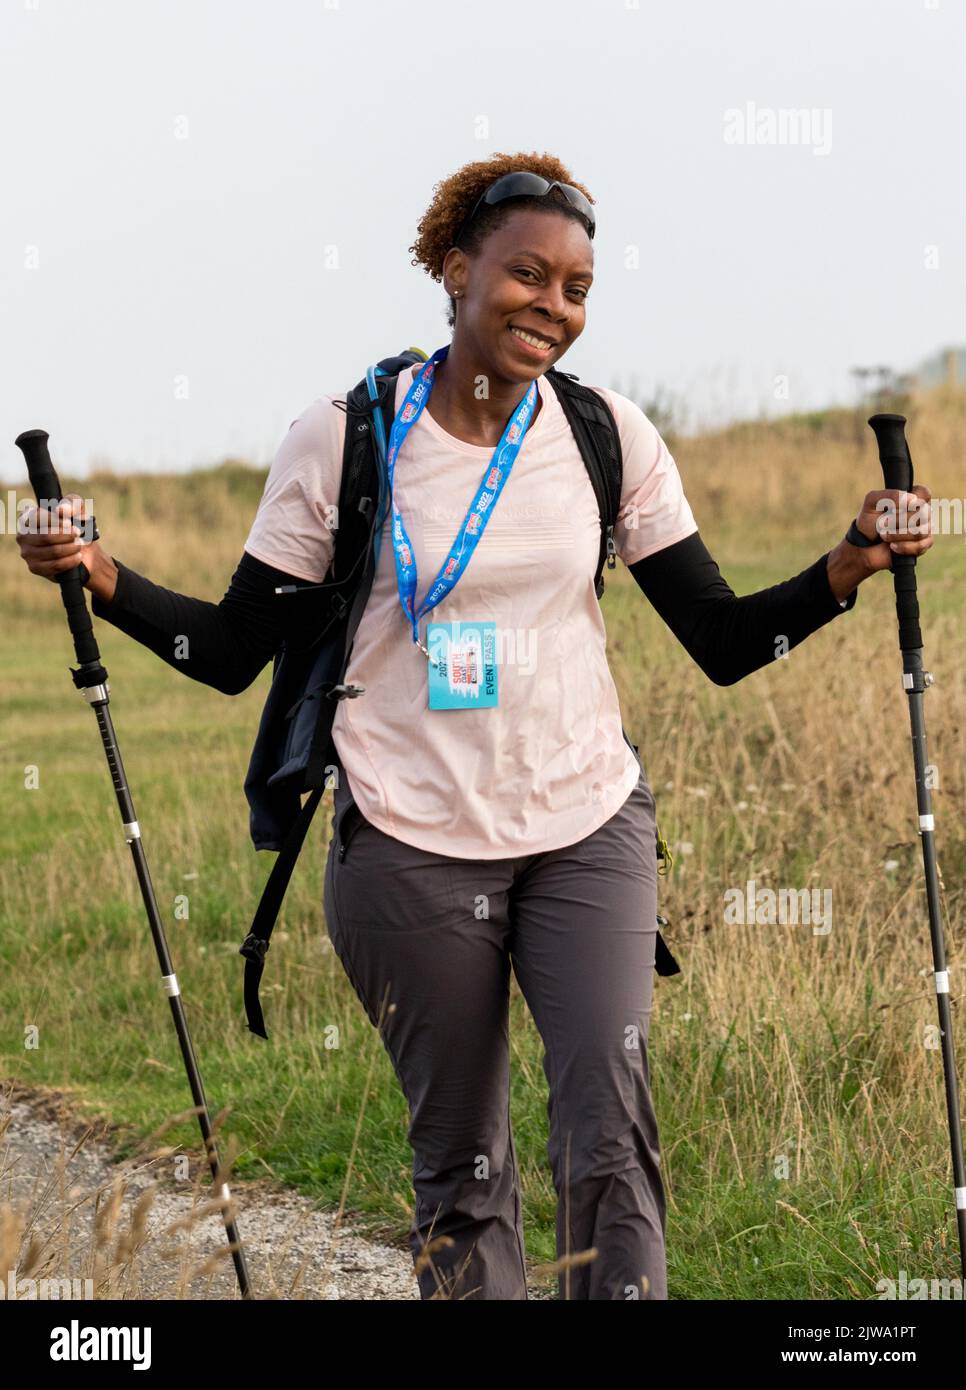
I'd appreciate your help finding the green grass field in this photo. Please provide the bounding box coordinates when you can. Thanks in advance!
[2,389,964,1298]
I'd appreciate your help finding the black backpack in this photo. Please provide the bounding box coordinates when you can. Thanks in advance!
[239,348,680,1038]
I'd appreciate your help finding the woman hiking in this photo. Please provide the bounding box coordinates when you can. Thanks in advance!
[18,151,933,1301]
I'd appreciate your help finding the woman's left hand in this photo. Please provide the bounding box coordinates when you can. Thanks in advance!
[849,484,934,570]
[826,484,933,602]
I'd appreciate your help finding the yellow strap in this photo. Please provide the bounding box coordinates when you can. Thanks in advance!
[656,826,674,877]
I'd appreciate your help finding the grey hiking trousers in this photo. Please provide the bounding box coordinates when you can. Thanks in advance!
[322,762,666,1301]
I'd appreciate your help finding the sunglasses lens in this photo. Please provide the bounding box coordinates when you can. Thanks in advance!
[464,171,595,240]
[558,183,595,236]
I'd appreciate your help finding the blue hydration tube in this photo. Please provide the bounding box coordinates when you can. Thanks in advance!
[365,364,390,572]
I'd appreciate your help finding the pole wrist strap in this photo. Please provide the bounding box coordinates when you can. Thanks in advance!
[845,519,879,548]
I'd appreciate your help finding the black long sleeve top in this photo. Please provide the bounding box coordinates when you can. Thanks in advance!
[89,531,856,695]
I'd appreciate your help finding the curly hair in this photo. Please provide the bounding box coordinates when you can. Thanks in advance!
[409,151,594,330]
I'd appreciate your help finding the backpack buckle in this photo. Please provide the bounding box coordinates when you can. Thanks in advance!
[329,683,366,700]
[239,933,269,963]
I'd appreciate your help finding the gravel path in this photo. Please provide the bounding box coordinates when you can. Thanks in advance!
[0,1083,419,1300]
[1,1083,554,1300]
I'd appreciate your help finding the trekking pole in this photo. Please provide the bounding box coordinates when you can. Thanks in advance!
[14,428,254,1300]
[868,413,966,1280]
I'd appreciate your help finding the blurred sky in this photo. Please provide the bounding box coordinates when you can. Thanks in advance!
[1,0,963,476]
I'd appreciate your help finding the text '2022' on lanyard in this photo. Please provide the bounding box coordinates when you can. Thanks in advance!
[385,344,538,709]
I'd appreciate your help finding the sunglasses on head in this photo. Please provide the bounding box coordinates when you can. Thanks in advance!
[454,171,596,244]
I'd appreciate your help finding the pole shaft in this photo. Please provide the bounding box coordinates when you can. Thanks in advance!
[900,663,966,1272]
[90,693,252,1297]
[866,414,966,1276]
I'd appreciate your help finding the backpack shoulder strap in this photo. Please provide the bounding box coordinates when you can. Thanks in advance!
[334,350,424,587]
[240,348,426,1039]
[325,349,427,720]
[545,368,623,599]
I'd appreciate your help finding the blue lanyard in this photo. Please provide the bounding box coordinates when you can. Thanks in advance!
[386,343,538,650]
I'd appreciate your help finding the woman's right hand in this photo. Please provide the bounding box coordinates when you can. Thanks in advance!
[16,494,117,603]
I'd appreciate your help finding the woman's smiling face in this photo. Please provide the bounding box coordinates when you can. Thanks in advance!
[444,206,594,382]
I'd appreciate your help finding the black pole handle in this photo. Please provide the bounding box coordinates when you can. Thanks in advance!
[867,414,923,653]
[867,412,913,493]
[15,428,104,677]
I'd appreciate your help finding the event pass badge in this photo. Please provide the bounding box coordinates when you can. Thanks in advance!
[426,621,498,710]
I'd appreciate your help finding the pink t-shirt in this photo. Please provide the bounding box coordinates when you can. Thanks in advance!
[245,363,698,859]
